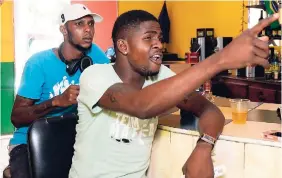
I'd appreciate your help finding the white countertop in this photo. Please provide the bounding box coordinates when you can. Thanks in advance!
[220,121,281,147]
[255,103,281,111]
[158,104,282,148]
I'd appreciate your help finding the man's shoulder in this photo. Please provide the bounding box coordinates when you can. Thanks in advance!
[30,48,53,58]
[82,64,113,77]
[159,64,171,71]
[80,64,117,87]
[26,49,54,64]
[158,64,175,77]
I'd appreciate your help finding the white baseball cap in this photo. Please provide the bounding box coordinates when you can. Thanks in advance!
[59,3,103,25]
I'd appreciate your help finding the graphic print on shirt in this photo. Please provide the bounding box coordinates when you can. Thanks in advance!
[109,112,158,145]
[49,76,76,98]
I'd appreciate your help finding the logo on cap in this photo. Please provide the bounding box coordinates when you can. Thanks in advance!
[61,14,65,23]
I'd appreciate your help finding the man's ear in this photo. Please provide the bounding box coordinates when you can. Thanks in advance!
[59,25,67,36]
[116,39,128,56]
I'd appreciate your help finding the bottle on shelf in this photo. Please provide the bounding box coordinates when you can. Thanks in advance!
[272,29,278,38]
[265,47,274,80]
[265,27,272,39]
[272,51,280,80]
[201,80,215,103]
[258,10,265,37]
[279,63,281,80]
[246,65,255,78]
[278,51,281,80]
[277,27,282,39]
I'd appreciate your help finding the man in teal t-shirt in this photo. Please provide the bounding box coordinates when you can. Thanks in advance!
[7,4,109,178]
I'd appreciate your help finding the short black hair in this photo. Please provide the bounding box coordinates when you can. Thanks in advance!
[111,10,158,50]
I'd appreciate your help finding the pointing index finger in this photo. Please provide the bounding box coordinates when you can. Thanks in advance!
[250,13,279,36]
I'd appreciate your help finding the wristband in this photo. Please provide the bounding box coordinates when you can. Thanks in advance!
[197,133,217,148]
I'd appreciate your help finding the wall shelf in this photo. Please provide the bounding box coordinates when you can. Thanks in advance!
[246,5,265,11]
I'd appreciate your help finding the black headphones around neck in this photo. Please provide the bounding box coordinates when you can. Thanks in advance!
[58,43,93,76]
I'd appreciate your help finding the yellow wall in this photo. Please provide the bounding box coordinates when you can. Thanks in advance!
[0,4,2,59]
[118,1,248,58]
[118,1,164,18]
[1,1,14,62]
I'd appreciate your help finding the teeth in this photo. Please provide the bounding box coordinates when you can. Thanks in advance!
[153,55,160,58]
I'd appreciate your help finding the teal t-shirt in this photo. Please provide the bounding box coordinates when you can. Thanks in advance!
[9,43,110,145]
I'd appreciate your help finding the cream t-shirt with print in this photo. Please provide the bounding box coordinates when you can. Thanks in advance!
[69,64,175,178]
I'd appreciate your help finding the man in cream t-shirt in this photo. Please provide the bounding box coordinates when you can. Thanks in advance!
[69,64,174,178]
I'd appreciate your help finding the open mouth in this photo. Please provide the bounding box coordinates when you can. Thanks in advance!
[83,38,92,43]
[150,54,163,65]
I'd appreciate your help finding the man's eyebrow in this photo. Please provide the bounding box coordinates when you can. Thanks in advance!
[74,18,94,23]
[144,31,162,35]
[87,19,95,23]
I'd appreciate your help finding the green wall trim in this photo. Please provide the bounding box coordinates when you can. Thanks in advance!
[1,62,15,134]
[1,89,14,134]
[1,62,14,89]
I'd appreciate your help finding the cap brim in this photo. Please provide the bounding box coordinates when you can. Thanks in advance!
[91,13,103,23]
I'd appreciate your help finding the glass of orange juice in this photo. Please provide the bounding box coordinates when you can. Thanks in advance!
[229,99,249,124]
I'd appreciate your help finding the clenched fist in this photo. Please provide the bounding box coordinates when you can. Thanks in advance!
[52,85,80,107]
[218,13,279,70]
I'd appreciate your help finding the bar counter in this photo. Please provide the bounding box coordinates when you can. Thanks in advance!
[147,97,281,178]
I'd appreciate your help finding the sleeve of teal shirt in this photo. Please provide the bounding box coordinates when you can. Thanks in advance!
[17,55,44,100]
[88,43,110,64]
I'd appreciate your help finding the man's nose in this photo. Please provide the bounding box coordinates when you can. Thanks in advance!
[84,25,91,32]
[153,39,163,49]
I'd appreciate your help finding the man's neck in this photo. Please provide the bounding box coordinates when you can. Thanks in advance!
[61,42,84,61]
[113,59,145,89]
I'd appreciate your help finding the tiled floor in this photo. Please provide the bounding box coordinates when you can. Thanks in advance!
[0,135,12,175]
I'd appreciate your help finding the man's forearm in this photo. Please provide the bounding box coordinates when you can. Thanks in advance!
[198,105,225,139]
[177,93,225,140]
[11,99,56,127]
